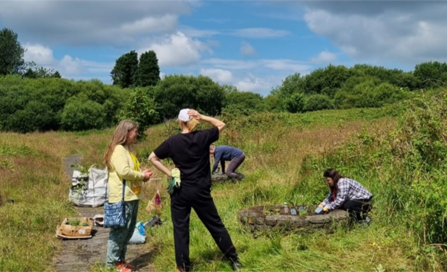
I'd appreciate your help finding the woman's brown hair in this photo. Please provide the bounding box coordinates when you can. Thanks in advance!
[104,120,138,169]
[323,168,344,200]
[323,168,343,184]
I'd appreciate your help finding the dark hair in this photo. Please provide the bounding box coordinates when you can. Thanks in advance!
[323,168,343,184]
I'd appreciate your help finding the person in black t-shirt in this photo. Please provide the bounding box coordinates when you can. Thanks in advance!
[148,108,241,272]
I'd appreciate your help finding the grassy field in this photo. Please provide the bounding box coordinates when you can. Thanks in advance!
[1,102,446,271]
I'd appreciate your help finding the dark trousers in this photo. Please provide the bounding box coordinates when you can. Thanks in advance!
[171,186,238,271]
[226,154,245,178]
[342,197,373,221]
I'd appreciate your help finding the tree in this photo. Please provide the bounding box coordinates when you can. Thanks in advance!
[111,50,138,88]
[134,50,160,87]
[22,62,61,78]
[304,94,333,112]
[153,75,225,120]
[270,73,303,111]
[222,86,266,116]
[414,61,447,89]
[118,87,159,139]
[285,92,305,113]
[0,28,25,75]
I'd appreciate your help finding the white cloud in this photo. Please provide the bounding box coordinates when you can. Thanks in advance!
[142,32,210,67]
[310,51,337,64]
[203,59,258,70]
[24,44,54,65]
[235,74,272,93]
[261,59,311,72]
[240,41,256,56]
[232,28,290,38]
[303,3,447,63]
[0,1,191,46]
[180,27,220,38]
[59,56,84,75]
[200,68,234,84]
[119,15,178,35]
[258,1,447,65]
[24,43,113,79]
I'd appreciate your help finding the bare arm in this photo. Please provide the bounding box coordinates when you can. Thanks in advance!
[188,109,225,132]
[148,152,172,177]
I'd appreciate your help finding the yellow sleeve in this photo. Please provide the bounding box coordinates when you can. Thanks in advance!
[111,145,145,181]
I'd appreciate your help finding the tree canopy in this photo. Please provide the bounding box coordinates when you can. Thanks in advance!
[111,50,161,88]
[133,50,160,87]
[0,28,25,75]
[111,50,139,88]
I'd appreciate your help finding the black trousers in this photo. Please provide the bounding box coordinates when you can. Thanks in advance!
[226,153,246,178]
[170,185,238,271]
[342,197,373,221]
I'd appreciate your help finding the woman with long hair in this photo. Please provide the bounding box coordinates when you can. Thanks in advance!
[319,168,373,222]
[104,120,153,272]
[149,109,241,272]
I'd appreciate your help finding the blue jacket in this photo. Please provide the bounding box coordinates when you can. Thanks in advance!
[212,145,243,173]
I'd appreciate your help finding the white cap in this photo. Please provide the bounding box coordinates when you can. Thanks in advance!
[177,108,190,122]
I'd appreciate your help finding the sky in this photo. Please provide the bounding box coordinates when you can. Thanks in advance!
[1,0,447,96]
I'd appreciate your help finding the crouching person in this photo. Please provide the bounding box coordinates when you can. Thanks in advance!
[210,145,245,180]
[318,168,373,222]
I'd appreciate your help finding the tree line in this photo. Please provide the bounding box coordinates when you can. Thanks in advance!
[1,27,447,133]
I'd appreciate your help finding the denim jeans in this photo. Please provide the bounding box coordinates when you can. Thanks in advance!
[106,200,139,266]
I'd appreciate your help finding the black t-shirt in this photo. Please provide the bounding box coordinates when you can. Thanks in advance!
[153,127,219,188]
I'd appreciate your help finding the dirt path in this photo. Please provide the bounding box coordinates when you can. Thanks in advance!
[52,155,157,272]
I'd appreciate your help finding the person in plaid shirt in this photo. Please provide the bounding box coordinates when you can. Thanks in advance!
[318,168,373,222]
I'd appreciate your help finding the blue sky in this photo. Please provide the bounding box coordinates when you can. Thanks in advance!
[1,1,446,96]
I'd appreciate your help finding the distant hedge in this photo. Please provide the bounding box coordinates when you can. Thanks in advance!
[0,76,127,133]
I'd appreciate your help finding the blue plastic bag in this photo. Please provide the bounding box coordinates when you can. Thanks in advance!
[128,221,146,244]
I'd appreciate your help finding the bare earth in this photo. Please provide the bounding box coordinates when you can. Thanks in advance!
[52,155,157,272]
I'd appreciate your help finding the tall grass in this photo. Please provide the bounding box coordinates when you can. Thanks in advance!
[1,101,445,271]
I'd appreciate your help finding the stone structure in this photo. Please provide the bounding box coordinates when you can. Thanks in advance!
[238,204,349,232]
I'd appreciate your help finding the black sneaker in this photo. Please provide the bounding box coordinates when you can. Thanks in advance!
[236,173,244,180]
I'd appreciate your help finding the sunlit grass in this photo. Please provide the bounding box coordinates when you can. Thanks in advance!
[0,107,436,271]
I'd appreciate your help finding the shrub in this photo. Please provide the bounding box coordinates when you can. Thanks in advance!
[303,94,333,112]
[61,98,106,131]
[5,101,56,133]
[117,87,158,138]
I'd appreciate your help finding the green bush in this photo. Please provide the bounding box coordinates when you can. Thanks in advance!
[303,94,333,112]
[222,88,266,116]
[153,75,225,120]
[61,98,106,131]
[118,87,159,138]
[0,76,127,132]
[5,101,56,133]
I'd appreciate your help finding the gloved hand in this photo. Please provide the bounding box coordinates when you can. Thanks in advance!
[168,168,181,195]
[171,168,181,187]
[167,177,175,195]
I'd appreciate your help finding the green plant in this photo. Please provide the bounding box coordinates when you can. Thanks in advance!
[118,87,158,139]
[61,97,106,131]
[66,219,81,226]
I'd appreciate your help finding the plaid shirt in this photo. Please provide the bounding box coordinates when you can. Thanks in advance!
[322,178,372,210]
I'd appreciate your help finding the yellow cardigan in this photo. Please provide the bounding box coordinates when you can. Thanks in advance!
[108,144,145,203]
